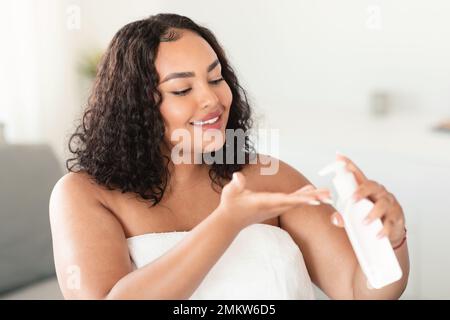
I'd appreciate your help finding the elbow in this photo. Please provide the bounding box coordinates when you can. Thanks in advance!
[61,286,113,300]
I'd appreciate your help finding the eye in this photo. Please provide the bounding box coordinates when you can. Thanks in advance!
[210,77,224,85]
[170,78,224,96]
[171,88,191,96]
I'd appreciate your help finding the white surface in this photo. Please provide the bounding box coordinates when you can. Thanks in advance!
[260,108,450,167]
[127,223,316,300]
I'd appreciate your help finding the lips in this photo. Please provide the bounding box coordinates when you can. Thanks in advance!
[189,112,223,130]
[191,110,223,123]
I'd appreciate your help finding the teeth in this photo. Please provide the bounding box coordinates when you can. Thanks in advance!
[191,116,219,126]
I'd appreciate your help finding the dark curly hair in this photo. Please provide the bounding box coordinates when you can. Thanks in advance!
[67,13,255,206]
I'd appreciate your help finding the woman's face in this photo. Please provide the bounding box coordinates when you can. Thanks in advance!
[155,29,232,157]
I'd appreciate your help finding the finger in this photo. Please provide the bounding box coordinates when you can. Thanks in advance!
[275,195,326,212]
[265,192,334,216]
[233,172,246,188]
[382,192,396,206]
[287,193,324,206]
[312,190,334,204]
[293,186,331,198]
[335,152,368,184]
[223,172,246,195]
[377,218,394,239]
[257,192,304,206]
[292,184,317,195]
[330,211,345,228]
[264,192,324,208]
[258,185,333,209]
[352,180,385,202]
[363,197,390,225]
[292,189,333,205]
[367,189,393,204]
[304,187,334,204]
[298,184,315,192]
[389,218,407,244]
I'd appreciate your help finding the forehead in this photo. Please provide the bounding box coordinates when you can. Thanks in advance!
[155,30,218,78]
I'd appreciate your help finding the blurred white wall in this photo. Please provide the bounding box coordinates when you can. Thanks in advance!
[0,0,80,165]
[0,0,449,299]
[2,0,450,160]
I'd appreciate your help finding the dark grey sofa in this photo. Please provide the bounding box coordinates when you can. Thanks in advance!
[0,144,64,299]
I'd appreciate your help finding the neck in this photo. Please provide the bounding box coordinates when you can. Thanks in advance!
[161,142,209,193]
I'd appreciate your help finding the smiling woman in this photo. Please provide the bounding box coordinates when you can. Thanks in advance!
[155,30,232,155]
[50,13,409,300]
[66,14,254,204]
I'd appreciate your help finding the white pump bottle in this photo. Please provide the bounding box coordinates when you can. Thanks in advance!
[318,160,402,289]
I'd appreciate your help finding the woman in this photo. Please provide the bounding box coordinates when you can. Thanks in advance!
[49,13,409,299]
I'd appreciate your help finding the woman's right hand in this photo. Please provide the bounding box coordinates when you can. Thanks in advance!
[217,172,332,231]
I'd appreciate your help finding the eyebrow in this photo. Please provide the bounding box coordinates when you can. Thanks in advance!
[160,59,220,83]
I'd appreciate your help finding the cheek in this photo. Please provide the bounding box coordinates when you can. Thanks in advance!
[219,83,233,109]
[160,100,192,129]
[159,99,194,144]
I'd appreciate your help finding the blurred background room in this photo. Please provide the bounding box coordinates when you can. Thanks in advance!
[0,0,449,299]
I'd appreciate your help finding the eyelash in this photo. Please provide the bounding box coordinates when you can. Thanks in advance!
[171,78,224,96]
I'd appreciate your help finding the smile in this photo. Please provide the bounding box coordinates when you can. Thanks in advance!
[190,116,220,126]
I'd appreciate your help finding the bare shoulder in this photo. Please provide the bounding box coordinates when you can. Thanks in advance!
[50,171,106,206]
[241,153,312,193]
[49,171,132,299]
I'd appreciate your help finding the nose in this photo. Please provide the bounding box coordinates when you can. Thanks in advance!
[197,82,220,110]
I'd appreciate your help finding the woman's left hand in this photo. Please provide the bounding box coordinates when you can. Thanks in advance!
[329,153,406,247]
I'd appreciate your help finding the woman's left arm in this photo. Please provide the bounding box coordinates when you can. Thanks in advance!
[333,154,410,299]
[275,155,410,300]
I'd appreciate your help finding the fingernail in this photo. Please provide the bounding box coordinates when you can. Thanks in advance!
[321,198,334,205]
[307,200,321,205]
[377,232,385,239]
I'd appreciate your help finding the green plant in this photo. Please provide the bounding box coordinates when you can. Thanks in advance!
[78,49,103,79]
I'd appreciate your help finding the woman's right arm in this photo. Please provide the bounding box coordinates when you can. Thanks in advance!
[50,172,329,299]
[107,209,238,300]
[50,173,242,299]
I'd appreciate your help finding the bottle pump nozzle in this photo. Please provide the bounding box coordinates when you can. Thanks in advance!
[318,159,358,203]
[318,160,346,177]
